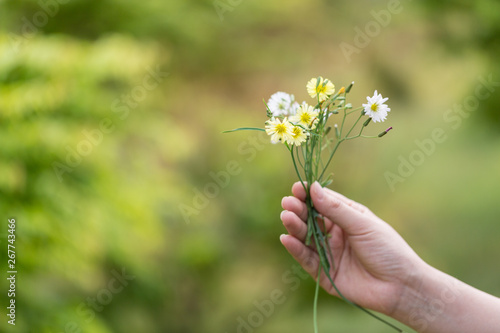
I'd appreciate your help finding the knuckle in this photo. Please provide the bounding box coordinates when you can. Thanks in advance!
[328,197,342,210]
[302,255,316,273]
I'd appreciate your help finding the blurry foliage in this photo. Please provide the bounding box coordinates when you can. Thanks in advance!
[0,0,499,332]
[0,33,179,332]
[420,0,500,125]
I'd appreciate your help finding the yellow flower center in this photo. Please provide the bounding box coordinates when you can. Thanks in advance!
[275,123,287,134]
[371,103,378,111]
[316,85,326,94]
[292,127,302,138]
[300,112,311,124]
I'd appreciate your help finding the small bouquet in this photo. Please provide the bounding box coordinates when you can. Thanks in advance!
[225,77,401,332]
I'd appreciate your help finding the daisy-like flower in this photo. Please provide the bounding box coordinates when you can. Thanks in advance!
[267,92,298,117]
[265,117,294,143]
[362,90,391,123]
[306,77,335,102]
[289,103,319,129]
[287,125,308,146]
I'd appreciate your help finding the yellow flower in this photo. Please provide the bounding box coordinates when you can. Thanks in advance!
[287,125,308,146]
[289,103,319,129]
[306,77,335,102]
[265,117,294,143]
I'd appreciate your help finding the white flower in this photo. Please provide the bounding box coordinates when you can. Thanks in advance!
[287,125,308,146]
[265,117,294,143]
[362,90,390,122]
[306,77,335,102]
[267,92,298,117]
[289,103,319,129]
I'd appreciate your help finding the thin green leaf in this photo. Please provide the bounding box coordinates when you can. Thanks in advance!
[321,178,333,187]
[222,127,265,133]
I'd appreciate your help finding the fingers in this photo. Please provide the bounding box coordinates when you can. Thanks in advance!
[280,211,307,242]
[323,190,369,215]
[280,234,339,296]
[291,182,307,201]
[281,196,308,221]
[279,234,318,276]
[310,182,373,236]
[281,195,308,242]
[281,195,334,239]
[291,181,370,216]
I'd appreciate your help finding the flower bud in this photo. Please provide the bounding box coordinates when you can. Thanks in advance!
[363,118,371,127]
[335,124,340,139]
[378,126,393,137]
[345,81,354,93]
[338,86,345,94]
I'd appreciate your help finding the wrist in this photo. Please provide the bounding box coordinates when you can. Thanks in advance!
[388,260,434,327]
[391,262,463,332]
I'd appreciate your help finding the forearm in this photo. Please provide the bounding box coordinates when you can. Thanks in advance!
[393,263,500,332]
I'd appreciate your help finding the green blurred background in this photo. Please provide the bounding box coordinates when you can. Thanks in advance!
[1,0,500,332]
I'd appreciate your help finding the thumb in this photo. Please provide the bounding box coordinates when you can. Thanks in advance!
[310,182,373,236]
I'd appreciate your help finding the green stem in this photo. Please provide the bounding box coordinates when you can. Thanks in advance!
[318,140,342,182]
[344,113,364,138]
[313,264,321,333]
[315,131,322,179]
[289,145,306,190]
[346,106,364,115]
[345,134,378,140]
[295,145,305,170]
[339,107,348,137]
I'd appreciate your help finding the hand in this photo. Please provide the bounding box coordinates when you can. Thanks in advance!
[281,181,500,332]
[280,181,425,316]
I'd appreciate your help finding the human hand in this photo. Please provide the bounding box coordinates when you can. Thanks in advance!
[280,181,425,316]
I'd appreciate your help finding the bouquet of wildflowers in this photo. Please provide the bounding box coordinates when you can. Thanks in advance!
[225,77,401,332]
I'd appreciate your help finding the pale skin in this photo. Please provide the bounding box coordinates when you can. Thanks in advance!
[280,181,500,333]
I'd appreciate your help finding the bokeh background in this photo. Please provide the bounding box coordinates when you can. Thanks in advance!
[1,0,500,332]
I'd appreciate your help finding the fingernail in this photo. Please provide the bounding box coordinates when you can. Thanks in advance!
[312,181,324,201]
[281,196,289,209]
[279,234,287,242]
[280,210,287,220]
